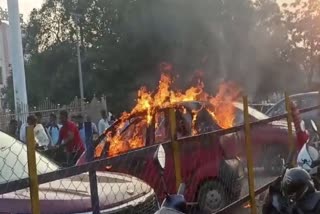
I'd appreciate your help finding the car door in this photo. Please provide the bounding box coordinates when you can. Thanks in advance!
[175,106,223,201]
[140,109,177,200]
[106,117,151,175]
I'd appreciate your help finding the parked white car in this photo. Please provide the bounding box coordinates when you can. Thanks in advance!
[0,131,158,214]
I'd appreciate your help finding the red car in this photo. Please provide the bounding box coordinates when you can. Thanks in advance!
[78,101,244,213]
[77,100,306,212]
[225,101,307,174]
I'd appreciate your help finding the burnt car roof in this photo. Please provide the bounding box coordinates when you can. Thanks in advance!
[105,100,267,132]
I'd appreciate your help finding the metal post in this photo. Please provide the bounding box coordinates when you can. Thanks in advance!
[285,93,295,165]
[168,108,182,190]
[71,12,84,112]
[76,31,84,112]
[26,126,40,214]
[85,122,100,214]
[243,96,257,214]
[7,0,28,121]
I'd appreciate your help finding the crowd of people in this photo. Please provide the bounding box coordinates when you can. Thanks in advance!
[7,109,115,165]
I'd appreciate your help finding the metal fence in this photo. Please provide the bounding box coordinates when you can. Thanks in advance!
[0,93,318,214]
[0,95,107,131]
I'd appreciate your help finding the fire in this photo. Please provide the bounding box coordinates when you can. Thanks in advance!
[99,66,241,157]
[206,82,242,129]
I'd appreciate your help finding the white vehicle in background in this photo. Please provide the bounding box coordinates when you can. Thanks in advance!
[0,131,158,214]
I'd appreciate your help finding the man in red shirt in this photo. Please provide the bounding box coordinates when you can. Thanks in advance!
[57,110,84,166]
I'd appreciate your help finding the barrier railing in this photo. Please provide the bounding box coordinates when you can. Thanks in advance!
[0,96,320,213]
[243,96,257,214]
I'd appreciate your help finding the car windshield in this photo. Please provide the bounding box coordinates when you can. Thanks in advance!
[0,131,59,184]
[233,102,269,125]
[95,115,147,157]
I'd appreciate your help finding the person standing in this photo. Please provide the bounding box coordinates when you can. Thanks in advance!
[98,109,110,135]
[34,112,50,147]
[47,113,61,146]
[35,112,47,127]
[77,114,86,148]
[19,117,30,143]
[78,114,99,148]
[108,112,116,126]
[57,110,84,166]
[86,115,98,134]
[8,119,18,138]
[24,115,38,146]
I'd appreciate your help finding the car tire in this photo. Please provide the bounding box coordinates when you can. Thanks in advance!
[263,145,286,176]
[197,180,229,213]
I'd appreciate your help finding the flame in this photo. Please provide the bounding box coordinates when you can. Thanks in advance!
[206,82,242,129]
[98,67,241,157]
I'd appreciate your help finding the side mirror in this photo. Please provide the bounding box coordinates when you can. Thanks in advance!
[153,144,166,171]
[311,120,318,133]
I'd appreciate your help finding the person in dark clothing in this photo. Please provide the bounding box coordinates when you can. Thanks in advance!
[27,115,37,127]
[8,119,18,138]
[35,112,45,126]
[47,113,61,146]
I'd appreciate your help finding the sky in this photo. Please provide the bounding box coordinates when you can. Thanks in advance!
[0,0,44,19]
[0,0,293,19]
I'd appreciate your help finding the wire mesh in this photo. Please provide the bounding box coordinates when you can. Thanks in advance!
[0,130,159,214]
[0,100,319,214]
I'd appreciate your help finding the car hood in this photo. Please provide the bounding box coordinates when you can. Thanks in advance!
[0,171,153,214]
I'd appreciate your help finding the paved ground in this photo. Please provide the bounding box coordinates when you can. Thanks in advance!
[187,171,276,214]
[233,170,277,214]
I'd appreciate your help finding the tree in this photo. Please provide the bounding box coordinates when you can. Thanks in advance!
[282,0,320,88]
[15,0,304,113]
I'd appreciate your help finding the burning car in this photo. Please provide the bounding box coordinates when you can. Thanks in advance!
[79,101,244,213]
[77,74,247,212]
[77,73,306,212]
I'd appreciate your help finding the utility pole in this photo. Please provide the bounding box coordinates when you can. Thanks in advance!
[7,0,28,121]
[71,12,84,112]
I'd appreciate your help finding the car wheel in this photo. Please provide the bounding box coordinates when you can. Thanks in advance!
[263,146,286,176]
[197,180,229,213]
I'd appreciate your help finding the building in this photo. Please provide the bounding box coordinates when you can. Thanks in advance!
[0,21,11,110]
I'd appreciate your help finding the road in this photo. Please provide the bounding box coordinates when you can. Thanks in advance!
[187,171,276,214]
[234,170,277,214]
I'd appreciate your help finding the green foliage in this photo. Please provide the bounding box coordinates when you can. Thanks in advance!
[282,0,320,86]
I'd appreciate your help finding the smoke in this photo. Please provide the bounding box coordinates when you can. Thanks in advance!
[123,0,303,100]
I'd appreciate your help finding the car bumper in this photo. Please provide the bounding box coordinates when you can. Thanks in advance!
[75,190,159,214]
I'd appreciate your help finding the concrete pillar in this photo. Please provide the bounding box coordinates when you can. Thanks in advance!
[7,0,28,121]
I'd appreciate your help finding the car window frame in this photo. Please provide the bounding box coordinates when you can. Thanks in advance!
[153,109,170,144]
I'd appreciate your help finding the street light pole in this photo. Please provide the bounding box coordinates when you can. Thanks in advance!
[76,27,84,112]
[71,13,84,112]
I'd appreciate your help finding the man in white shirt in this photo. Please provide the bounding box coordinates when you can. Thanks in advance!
[20,114,37,143]
[20,115,50,147]
[98,110,110,135]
